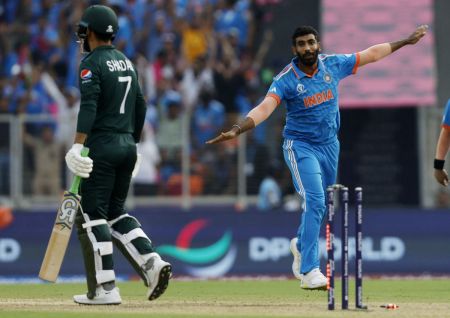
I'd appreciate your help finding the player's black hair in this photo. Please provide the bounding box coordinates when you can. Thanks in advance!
[291,26,320,45]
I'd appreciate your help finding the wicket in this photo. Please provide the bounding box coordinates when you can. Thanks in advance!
[326,185,366,310]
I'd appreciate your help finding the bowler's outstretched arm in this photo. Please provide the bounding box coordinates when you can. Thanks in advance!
[206,95,278,144]
[358,24,428,67]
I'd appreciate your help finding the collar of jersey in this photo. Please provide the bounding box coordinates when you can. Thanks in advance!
[93,45,115,51]
[290,56,323,79]
[82,45,115,60]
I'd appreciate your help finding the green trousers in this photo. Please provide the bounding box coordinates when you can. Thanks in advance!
[75,133,154,296]
[81,133,136,219]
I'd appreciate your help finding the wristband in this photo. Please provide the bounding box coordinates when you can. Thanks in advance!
[232,124,242,135]
[434,159,445,170]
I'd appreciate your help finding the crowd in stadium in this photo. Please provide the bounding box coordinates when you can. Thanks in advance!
[0,0,292,204]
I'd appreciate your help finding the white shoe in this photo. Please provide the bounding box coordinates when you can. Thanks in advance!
[73,286,121,305]
[300,268,327,290]
[290,238,302,280]
[144,253,172,301]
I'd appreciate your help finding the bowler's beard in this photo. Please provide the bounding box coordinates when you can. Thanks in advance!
[298,50,319,66]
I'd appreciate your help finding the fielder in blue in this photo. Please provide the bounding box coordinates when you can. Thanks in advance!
[434,99,450,186]
[208,25,427,289]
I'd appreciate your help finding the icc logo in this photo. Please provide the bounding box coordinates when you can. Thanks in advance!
[296,83,306,95]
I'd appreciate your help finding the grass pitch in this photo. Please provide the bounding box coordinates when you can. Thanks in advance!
[0,278,449,317]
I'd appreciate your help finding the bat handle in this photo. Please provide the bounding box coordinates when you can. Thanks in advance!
[69,147,90,195]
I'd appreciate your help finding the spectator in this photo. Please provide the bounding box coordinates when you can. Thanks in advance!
[214,0,250,50]
[156,90,183,190]
[191,88,225,148]
[146,10,170,62]
[23,124,63,196]
[111,4,135,59]
[56,87,80,147]
[213,47,245,125]
[133,124,161,196]
[257,163,282,211]
[157,91,184,151]
[180,55,214,110]
[181,10,209,64]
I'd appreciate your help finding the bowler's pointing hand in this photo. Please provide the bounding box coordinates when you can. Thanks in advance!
[407,24,428,45]
[434,168,449,187]
[206,130,239,144]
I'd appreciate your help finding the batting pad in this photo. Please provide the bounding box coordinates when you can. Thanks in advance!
[79,212,116,285]
[109,214,154,284]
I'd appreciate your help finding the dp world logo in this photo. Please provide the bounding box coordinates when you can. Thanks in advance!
[157,219,237,278]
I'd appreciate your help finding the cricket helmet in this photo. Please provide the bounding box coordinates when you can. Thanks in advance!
[77,5,118,40]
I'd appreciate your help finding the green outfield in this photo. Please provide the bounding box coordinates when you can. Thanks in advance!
[0,278,449,318]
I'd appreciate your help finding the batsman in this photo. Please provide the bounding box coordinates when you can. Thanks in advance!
[65,5,171,305]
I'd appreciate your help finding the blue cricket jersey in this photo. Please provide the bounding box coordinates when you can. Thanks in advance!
[442,99,450,129]
[267,54,360,144]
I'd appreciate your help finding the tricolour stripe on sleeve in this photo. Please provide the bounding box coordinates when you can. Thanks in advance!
[266,93,281,106]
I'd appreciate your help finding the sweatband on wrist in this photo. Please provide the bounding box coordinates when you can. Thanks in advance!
[434,159,445,170]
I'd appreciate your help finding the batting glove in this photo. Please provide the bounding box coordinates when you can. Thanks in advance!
[65,143,93,178]
[132,152,142,178]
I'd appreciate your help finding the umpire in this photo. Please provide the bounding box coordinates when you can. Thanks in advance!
[65,5,171,305]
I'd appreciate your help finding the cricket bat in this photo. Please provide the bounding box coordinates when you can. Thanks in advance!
[39,148,89,282]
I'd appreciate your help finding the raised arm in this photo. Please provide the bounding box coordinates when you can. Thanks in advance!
[206,96,278,144]
[358,25,428,67]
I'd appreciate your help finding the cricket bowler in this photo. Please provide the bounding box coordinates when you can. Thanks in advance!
[207,24,427,290]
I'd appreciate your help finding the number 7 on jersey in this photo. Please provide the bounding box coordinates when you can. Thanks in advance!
[118,76,131,114]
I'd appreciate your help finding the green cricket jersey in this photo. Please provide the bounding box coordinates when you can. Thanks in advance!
[77,45,146,143]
